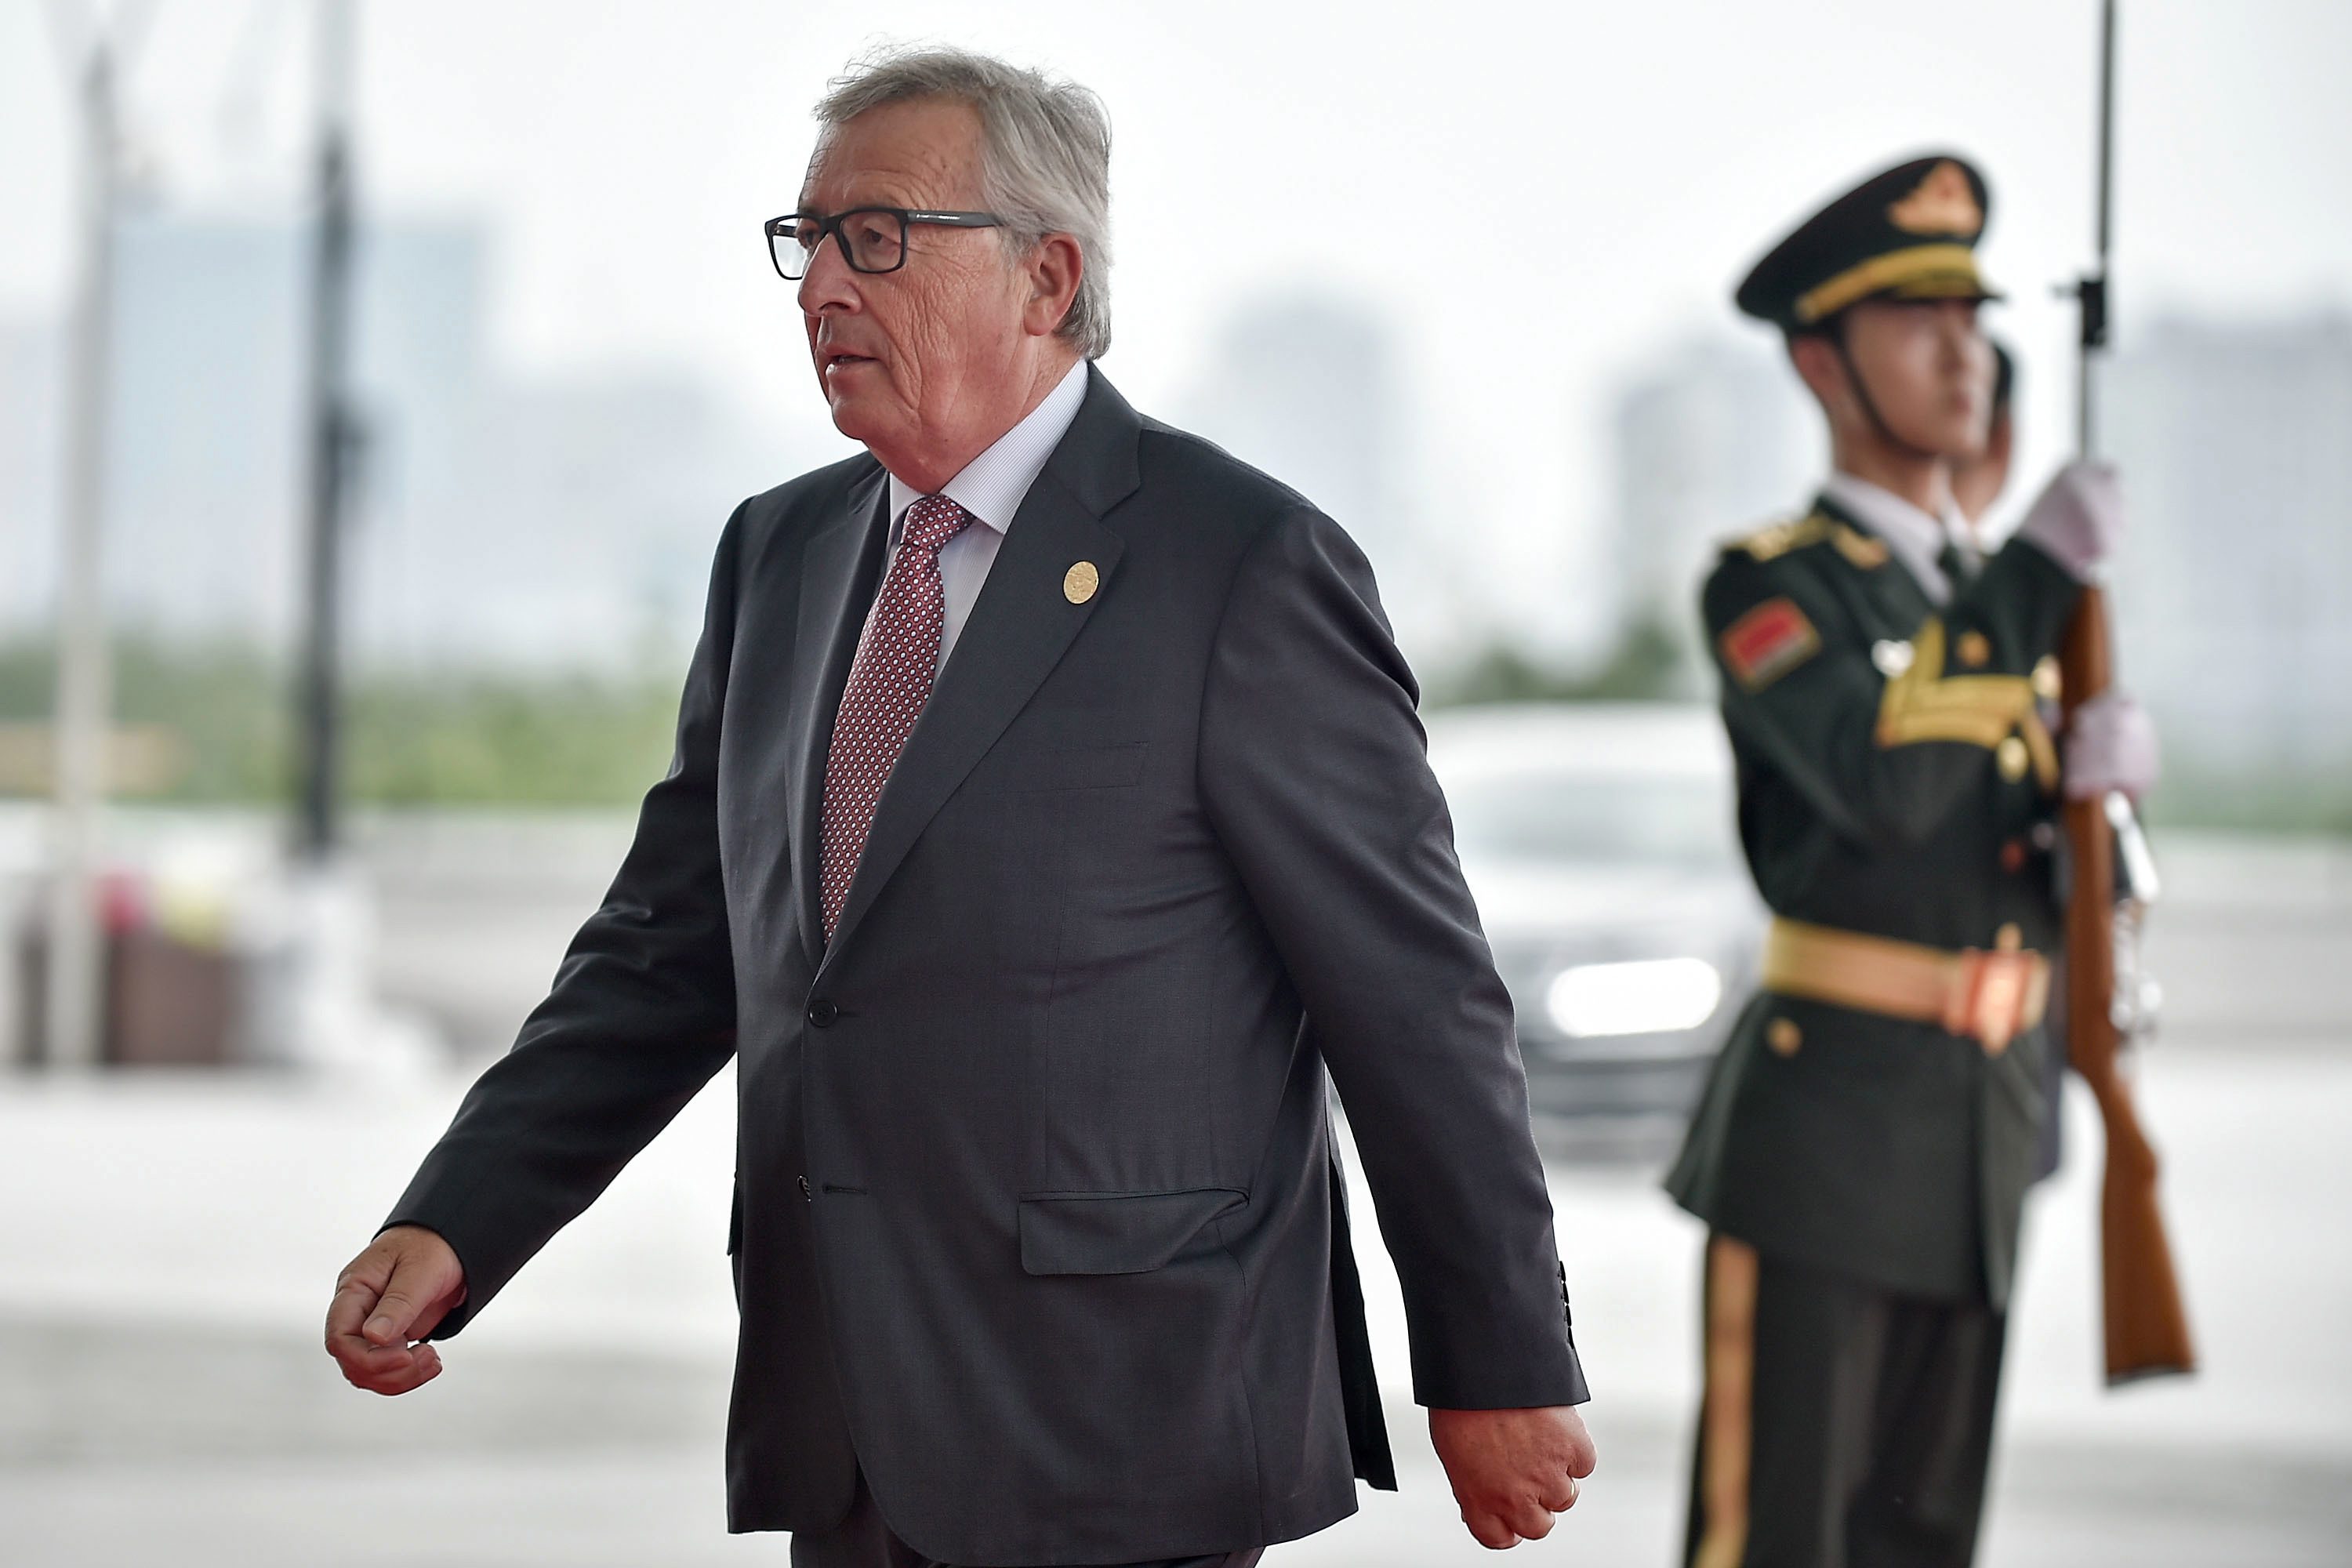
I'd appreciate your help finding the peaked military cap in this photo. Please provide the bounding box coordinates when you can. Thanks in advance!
[1736,154,2002,332]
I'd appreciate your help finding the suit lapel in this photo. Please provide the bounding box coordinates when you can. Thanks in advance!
[786,465,891,968]
[816,367,1143,974]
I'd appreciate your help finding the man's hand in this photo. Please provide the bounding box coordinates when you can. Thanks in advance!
[325,1224,466,1396]
[2016,459,2125,582]
[1429,1404,1599,1548]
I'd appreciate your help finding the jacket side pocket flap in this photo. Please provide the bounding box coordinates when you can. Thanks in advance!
[1018,1187,1245,1276]
[967,741,1148,795]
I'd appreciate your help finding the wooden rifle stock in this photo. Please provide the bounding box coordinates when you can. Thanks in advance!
[2058,586,2194,1384]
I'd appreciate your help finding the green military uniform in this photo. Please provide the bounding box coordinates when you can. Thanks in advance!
[1665,155,2085,1568]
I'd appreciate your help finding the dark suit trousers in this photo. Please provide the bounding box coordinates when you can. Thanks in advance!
[790,1468,1267,1568]
[1682,1239,2009,1568]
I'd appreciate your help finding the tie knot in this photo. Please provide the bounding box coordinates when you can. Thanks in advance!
[904,494,975,556]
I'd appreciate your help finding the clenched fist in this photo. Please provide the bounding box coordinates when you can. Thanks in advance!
[2016,459,2125,581]
[325,1224,467,1396]
[1429,1404,1599,1548]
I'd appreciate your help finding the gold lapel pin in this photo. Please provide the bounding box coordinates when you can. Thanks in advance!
[1063,561,1100,604]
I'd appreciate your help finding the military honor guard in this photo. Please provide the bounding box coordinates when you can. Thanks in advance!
[1664,155,2161,1567]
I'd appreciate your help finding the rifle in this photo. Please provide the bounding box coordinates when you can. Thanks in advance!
[2059,0,2194,1386]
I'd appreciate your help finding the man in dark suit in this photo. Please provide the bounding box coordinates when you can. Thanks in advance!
[325,45,1594,1566]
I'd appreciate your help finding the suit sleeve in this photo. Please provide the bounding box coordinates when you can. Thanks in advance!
[382,503,748,1338]
[1707,535,2082,849]
[1197,506,1588,1410]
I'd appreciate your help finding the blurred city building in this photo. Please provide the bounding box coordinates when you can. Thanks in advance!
[1172,289,1469,657]
[0,205,787,676]
[0,324,62,630]
[2107,312,2352,796]
[1602,333,1820,693]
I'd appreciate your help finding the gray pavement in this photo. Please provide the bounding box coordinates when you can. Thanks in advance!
[1,823,2348,1563]
[3,1041,2347,1565]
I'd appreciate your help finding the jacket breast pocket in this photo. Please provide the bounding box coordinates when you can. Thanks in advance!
[965,740,1147,796]
[1017,1187,1246,1276]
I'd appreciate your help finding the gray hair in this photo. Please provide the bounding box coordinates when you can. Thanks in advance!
[815,45,1114,359]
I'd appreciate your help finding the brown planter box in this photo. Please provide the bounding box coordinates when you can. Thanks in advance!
[13,922,239,1068]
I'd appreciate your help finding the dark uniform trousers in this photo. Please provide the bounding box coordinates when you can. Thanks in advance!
[1663,497,2085,1568]
[791,1468,1265,1568]
[1682,1239,2007,1568]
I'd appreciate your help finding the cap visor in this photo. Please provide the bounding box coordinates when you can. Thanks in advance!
[1889,272,2003,303]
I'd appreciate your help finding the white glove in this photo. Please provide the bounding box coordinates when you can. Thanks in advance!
[2016,459,2124,581]
[2063,691,2160,800]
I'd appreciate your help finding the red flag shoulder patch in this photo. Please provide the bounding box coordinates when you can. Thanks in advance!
[1720,597,1820,690]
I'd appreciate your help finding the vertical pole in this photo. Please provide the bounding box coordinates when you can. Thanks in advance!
[294,0,355,863]
[2078,0,2117,459]
[43,38,119,1071]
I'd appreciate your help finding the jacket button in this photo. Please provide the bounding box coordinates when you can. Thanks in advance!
[798,1175,812,1202]
[806,998,839,1028]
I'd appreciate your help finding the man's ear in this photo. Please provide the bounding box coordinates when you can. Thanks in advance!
[1787,330,1846,412]
[1984,408,2015,470]
[1022,233,1084,339]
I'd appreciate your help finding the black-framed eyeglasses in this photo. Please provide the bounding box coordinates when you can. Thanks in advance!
[764,207,1005,280]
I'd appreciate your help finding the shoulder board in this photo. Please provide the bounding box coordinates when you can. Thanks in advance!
[1723,513,1893,571]
[1726,513,1831,562]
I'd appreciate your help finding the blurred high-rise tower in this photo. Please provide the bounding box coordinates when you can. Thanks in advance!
[1174,290,1453,652]
[1606,333,1819,690]
[2105,313,2352,783]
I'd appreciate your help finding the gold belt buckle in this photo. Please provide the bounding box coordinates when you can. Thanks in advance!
[1950,948,2032,1054]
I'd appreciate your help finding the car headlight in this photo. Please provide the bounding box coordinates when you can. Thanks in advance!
[1544,956,1723,1038]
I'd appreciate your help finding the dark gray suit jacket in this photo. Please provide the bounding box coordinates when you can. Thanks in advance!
[387,367,1588,1565]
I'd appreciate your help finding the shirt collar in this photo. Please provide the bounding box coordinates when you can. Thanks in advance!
[1821,469,1975,602]
[886,358,1091,543]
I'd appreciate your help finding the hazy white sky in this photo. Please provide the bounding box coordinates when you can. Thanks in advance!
[5,0,2348,639]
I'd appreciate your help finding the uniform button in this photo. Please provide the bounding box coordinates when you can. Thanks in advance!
[798,1175,813,1202]
[1997,735,2031,782]
[1767,1018,1803,1056]
[806,998,839,1028]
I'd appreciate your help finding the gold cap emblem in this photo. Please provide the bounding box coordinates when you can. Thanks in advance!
[1062,561,1100,604]
[1888,160,1983,238]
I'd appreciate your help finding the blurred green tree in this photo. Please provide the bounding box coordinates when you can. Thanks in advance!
[0,633,675,808]
[1425,609,1694,707]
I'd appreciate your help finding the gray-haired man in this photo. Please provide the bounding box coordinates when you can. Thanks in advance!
[325,46,1595,1566]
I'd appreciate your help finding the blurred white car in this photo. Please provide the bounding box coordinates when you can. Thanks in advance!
[1427,702,1763,1125]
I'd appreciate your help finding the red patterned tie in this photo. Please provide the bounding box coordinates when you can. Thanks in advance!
[818,494,975,940]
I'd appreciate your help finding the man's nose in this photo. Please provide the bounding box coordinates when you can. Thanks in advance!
[797,234,860,317]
